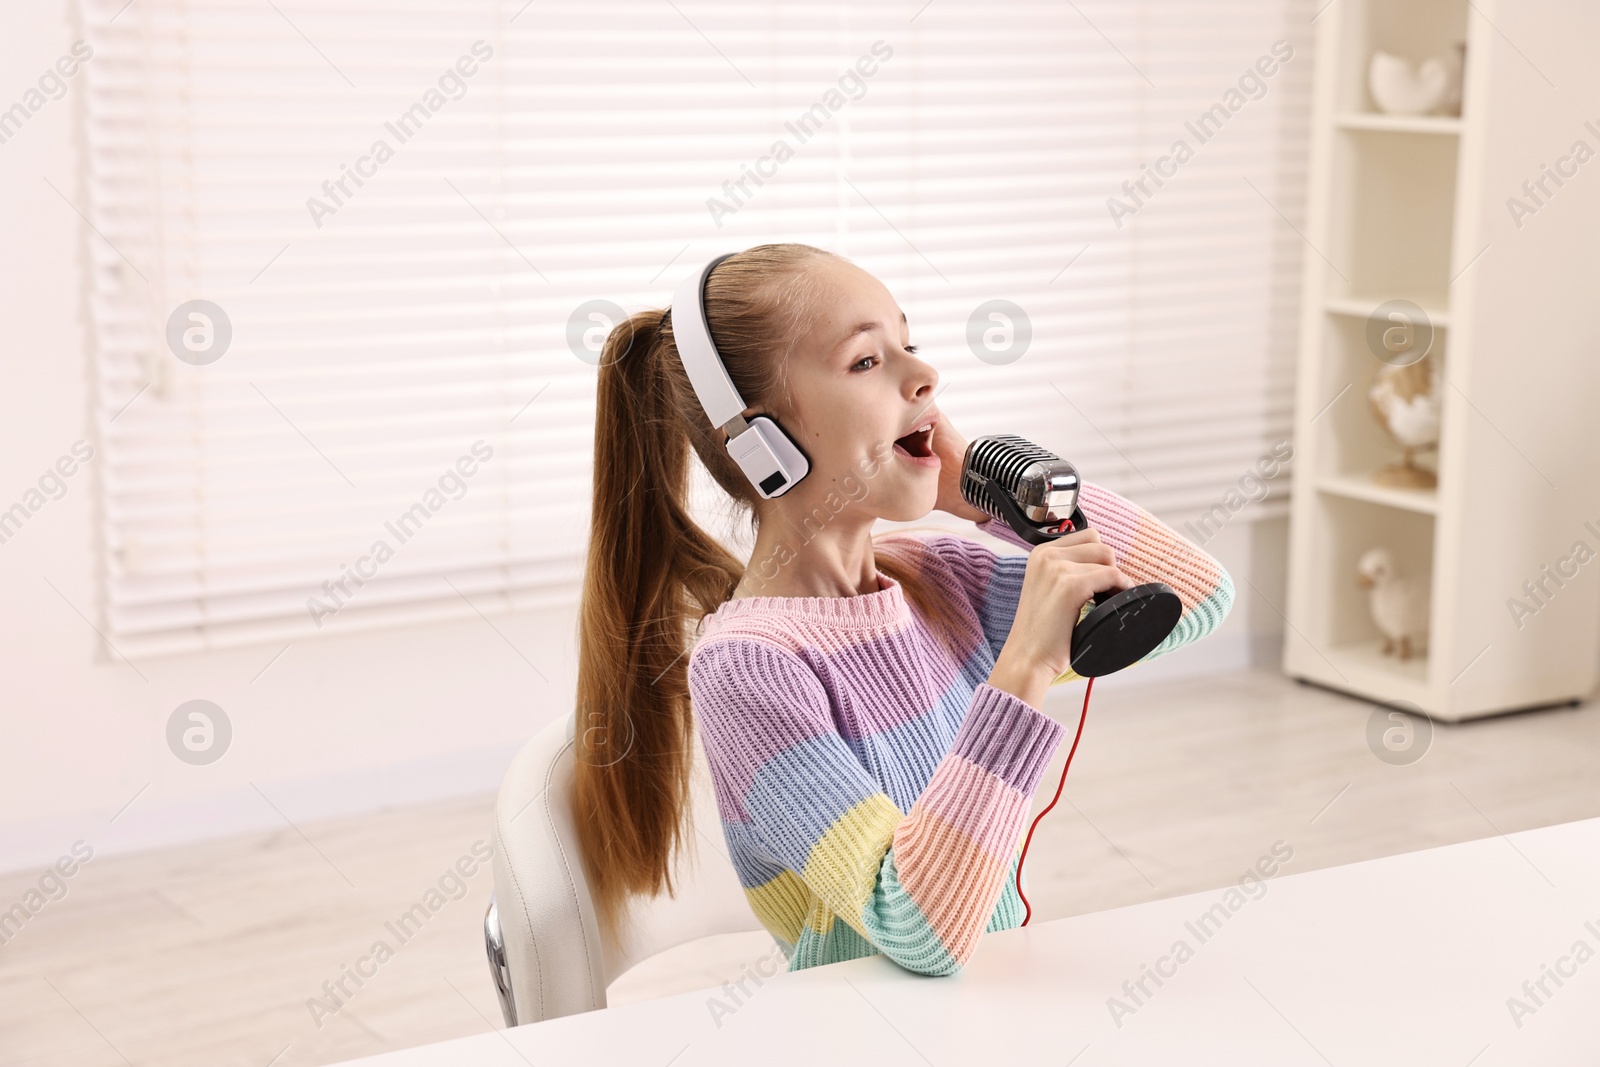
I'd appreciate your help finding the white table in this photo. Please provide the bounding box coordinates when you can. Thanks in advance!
[343,818,1600,1065]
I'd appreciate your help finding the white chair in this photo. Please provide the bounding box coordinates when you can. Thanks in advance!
[484,710,768,1027]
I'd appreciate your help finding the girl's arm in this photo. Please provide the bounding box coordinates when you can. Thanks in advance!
[689,636,1064,977]
[983,481,1234,679]
[932,480,1234,683]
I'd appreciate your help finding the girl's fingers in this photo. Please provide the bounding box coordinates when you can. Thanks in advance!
[1045,527,1101,547]
[1048,539,1115,568]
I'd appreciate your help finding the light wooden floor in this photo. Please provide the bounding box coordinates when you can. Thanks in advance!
[4,666,1598,1067]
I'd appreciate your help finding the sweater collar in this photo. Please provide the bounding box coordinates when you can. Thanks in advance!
[703,570,911,630]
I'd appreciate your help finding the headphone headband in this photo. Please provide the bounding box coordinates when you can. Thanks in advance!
[669,253,744,431]
[667,252,810,498]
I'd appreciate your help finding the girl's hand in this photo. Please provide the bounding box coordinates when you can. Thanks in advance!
[930,415,990,523]
[995,528,1134,683]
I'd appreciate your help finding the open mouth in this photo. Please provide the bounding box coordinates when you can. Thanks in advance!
[893,423,935,459]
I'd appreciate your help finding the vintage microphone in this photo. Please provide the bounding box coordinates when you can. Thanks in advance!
[960,434,1183,678]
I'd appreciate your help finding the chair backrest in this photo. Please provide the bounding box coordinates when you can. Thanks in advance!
[489,710,764,1026]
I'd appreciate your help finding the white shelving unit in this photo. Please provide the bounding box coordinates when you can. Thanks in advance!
[1283,0,1600,721]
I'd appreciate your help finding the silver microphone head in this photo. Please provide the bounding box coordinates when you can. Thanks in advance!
[961,434,1081,526]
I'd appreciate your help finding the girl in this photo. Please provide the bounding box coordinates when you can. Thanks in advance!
[574,243,1233,976]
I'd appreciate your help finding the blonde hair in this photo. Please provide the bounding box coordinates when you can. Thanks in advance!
[573,243,966,947]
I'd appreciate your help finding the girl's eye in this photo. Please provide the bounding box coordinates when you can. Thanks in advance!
[851,348,915,374]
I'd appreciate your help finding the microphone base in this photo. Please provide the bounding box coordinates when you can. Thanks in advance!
[1070,583,1183,678]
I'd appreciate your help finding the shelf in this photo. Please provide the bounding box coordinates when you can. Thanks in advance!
[1328,131,1458,304]
[1327,638,1430,689]
[1288,0,1600,722]
[1316,474,1438,514]
[1324,295,1450,329]
[1336,112,1462,135]
[1288,637,1432,709]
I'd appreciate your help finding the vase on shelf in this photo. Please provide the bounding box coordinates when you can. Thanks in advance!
[1368,46,1464,117]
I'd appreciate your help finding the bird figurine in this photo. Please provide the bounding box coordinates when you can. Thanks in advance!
[1356,547,1431,661]
[1368,349,1442,489]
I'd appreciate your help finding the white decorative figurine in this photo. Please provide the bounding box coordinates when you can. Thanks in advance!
[1368,349,1442,489]
[1368,49,1464,116]
[1356,547,1431,660]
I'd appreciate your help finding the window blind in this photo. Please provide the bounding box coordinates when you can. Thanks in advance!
[79,0,1311,657]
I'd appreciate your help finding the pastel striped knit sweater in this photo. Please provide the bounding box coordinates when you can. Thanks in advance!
[686,481,1233,976]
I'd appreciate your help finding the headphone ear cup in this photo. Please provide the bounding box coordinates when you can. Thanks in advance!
[726,415,810,498]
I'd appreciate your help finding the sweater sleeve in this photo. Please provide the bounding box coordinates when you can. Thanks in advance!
[688,637,1065,976]
[943,480,1234,682]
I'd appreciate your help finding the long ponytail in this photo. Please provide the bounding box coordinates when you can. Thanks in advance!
[573,306,746,949]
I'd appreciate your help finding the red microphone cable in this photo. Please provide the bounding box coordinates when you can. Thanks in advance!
[1014,668,1093,926]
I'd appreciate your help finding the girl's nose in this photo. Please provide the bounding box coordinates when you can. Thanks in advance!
[907,355,937,400]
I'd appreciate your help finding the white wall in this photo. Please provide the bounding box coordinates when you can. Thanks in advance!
[0,0,1288,874]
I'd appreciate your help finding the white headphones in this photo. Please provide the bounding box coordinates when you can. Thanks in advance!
[669,253,811,499]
